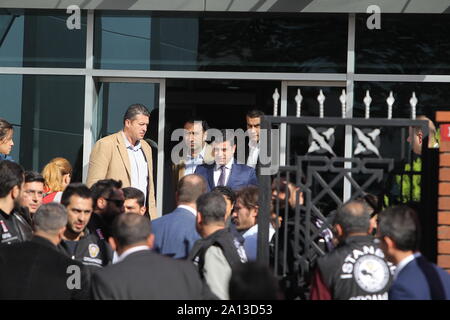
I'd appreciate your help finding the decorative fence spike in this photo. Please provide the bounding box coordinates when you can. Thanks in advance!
[295,89,303,117]
[273,88,280,116]
[386,91,395,120]
[363,90,372,119]
[340,89,346,118]
[410,92,417,120]
[317,89,325,118]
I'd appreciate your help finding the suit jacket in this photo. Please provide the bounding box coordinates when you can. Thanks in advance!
[86,131,157,219]
[152,206,201,259]
[0,236,90,300]
[91,249,215,300]
[194,160,258,192]
[389,255,450,300]
[172,143,215,183]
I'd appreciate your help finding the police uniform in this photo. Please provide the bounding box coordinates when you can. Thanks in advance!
[310,235,395,300]
[59,228,113,270]
[0,208,33,245]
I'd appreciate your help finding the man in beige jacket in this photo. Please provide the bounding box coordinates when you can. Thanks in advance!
[87,104,157,219]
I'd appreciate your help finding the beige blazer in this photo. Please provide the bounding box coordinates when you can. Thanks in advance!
[172,143,215,185]
[86,131,157,220]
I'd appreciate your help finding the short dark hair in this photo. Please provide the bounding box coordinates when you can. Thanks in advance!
[197,192,226,225]
[229,262,280,300]
[24,171,45,184]
[236,186,259,209]
[246,110,264,119]
[211,186,236,205]
[377,205,420,252]
[212,129,236,146]
[112,213,151,247]
[334,199,371,235]
[90,179,122,206]
[177,174,207,203]
[184,119,209,132]
[61,183,92,207]
[0,118,13,142]
[123,104,151,124]
[122,187,145,207]
[0,160,24,198]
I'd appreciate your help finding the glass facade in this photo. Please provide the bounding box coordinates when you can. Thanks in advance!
[0,75,85,180]
[356,14,450,74]
[0,9,86,68]
[94,12,348,72]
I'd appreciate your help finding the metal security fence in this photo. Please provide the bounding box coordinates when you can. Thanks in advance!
[256,101,437,298]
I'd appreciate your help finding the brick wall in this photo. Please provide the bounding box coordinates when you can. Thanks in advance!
[436,111,450,273]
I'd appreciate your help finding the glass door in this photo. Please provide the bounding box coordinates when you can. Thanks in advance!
[91,77,166,217]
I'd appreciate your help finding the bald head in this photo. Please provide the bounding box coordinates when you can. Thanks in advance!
[334,199,371,236]
[177,174,207,204]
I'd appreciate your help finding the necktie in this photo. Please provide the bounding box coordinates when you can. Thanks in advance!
[217,165,226,186]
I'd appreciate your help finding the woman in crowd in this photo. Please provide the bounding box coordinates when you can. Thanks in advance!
[0,118,14,162]
[41,157,72,204]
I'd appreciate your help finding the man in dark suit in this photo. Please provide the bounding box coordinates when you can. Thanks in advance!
[245,110,264,169]
[0,203,90,299]
[152,174,206,259]
[378,205,450,300]
[195,129,258,192]
[91,213,215,299]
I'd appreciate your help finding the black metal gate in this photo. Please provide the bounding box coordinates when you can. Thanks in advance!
[256,115,438,299]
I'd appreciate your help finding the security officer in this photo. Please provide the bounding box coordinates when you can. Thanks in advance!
[0,160,33,245]
[310,199,395,300]
[58,183,112,270]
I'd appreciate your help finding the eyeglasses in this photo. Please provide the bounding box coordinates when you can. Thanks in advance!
[105,198,124,207]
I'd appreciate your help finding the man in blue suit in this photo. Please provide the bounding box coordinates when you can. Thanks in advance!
[151,174,207,259]
[378,205,450,300]
[195,129,258,192]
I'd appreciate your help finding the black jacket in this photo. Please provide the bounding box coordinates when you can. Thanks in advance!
[91,249,215,299]
[0,208,33,245]
[0,236,91,299]
[59,228,113,271]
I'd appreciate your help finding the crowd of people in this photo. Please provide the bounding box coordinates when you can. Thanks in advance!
[0,103,449,300]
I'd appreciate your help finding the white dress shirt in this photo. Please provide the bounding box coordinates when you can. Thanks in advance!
[184,146,207,176]
[113,245,150,264]
[393,253,416,280]
[122,132,148,200]
[177,204,197,216]
[214,158,233,187]
[246,140,260,168]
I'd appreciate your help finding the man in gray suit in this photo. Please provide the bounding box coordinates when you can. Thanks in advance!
[91,213,214,299]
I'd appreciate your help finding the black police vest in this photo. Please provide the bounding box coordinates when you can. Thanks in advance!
[317,235,394,300]
[188,228,242,279]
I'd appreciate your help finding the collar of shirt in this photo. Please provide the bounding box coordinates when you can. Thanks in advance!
[122,131,142,152]
[248,139,259,149]
[393,253,416,280]
[177,204,197,216]
[215,157,234,171]
[115,245,150,264]
[186,148,205,164]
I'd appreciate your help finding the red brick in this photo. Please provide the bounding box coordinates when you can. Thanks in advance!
[439,183,450,195]
[437,255,450,269]
[440,168,450,181]
[441,140,450,152]
[440,154,450,167]
[438,241,450,254]
[438,226,450,239]
[436,112,450,122]
[439,197,450,210]
[439,211,450,225]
